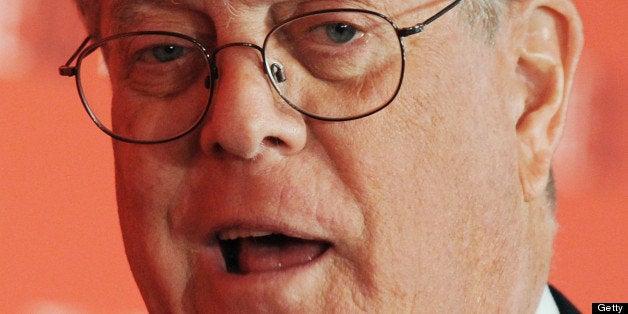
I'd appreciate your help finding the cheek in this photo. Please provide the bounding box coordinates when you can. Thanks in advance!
[113,142,194,308]
[309,32,523,307]
[113,139,198,242]
[110,83,209,142]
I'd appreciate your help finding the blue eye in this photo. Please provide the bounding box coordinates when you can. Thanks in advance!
[325,23,358,44]
[151,45,185,62]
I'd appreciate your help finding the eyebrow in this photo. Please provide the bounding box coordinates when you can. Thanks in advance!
[106,0,211,34]
[109,0,159,29]
[110,0,164,18]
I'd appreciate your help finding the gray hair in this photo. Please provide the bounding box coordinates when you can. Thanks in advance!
[463,0,509,43]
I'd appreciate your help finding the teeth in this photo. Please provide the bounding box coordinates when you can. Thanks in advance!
[217,229,274,241]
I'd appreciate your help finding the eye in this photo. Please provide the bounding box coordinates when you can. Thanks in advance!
[150,45,186,62]
[324,23,362,44]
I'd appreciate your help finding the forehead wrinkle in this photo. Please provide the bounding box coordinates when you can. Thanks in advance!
[106,0,403,34]
[219,0,385,12]
[111,0,394,20]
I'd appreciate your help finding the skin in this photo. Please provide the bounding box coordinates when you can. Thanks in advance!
[96,0,583,312]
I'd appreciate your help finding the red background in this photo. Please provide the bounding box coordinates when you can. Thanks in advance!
[1,1,625,312]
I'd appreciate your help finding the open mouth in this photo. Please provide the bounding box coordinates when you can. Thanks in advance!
[217,232,331,274]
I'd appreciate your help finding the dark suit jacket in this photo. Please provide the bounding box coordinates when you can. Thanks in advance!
[549,284,581,314]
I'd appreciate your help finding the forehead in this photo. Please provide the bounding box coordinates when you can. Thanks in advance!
[100,0,402,36]
[105,0,403,20]
[99,0,452,39]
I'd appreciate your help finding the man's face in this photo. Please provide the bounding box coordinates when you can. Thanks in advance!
[106,0,556,312]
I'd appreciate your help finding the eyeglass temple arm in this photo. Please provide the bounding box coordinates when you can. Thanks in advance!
[397,0,463,37]
[59,37,92,77]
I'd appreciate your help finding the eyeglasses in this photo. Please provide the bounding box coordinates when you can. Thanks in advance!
[60,0,463,144]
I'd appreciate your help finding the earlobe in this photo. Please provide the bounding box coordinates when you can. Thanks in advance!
[513,0,583,202]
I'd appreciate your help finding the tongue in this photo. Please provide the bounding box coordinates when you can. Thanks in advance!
[238,234,328,274]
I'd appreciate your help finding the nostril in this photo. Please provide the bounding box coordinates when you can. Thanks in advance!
[212,143,226,155]
[208,138,284,159]
[264,136,284,147]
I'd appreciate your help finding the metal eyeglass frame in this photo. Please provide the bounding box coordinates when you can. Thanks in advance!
[59,0,463,144]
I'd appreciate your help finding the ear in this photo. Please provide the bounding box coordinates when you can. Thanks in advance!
[513,0,583,202]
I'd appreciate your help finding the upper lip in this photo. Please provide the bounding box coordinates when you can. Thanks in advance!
[172,163,357,275]
[217,229,275,241]
[206,216,333,247]
[199,214,334,275]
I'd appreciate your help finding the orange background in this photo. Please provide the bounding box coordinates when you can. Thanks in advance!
[1,1,625,313]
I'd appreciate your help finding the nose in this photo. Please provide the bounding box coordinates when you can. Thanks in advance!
[199,44,307,161]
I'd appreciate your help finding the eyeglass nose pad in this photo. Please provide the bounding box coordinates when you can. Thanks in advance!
[270,62,287,83]
[205,61,218,89]
[210,61,219,81]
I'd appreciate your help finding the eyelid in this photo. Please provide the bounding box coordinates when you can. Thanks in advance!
[140,45,187,63]
[307,23,365,45]
[287,13,373,43]
[125,35,192,52]
[111,3,217,46]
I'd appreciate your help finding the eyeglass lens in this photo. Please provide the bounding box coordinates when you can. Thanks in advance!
[78,33,211,142]
[264,11,403,120]
[76,11,403,143]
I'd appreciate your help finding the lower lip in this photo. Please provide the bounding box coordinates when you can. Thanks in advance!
[199,244,334,288]
[190,247,334,311]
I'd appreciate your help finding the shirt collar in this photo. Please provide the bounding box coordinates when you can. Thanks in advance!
[535,285,560,314]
